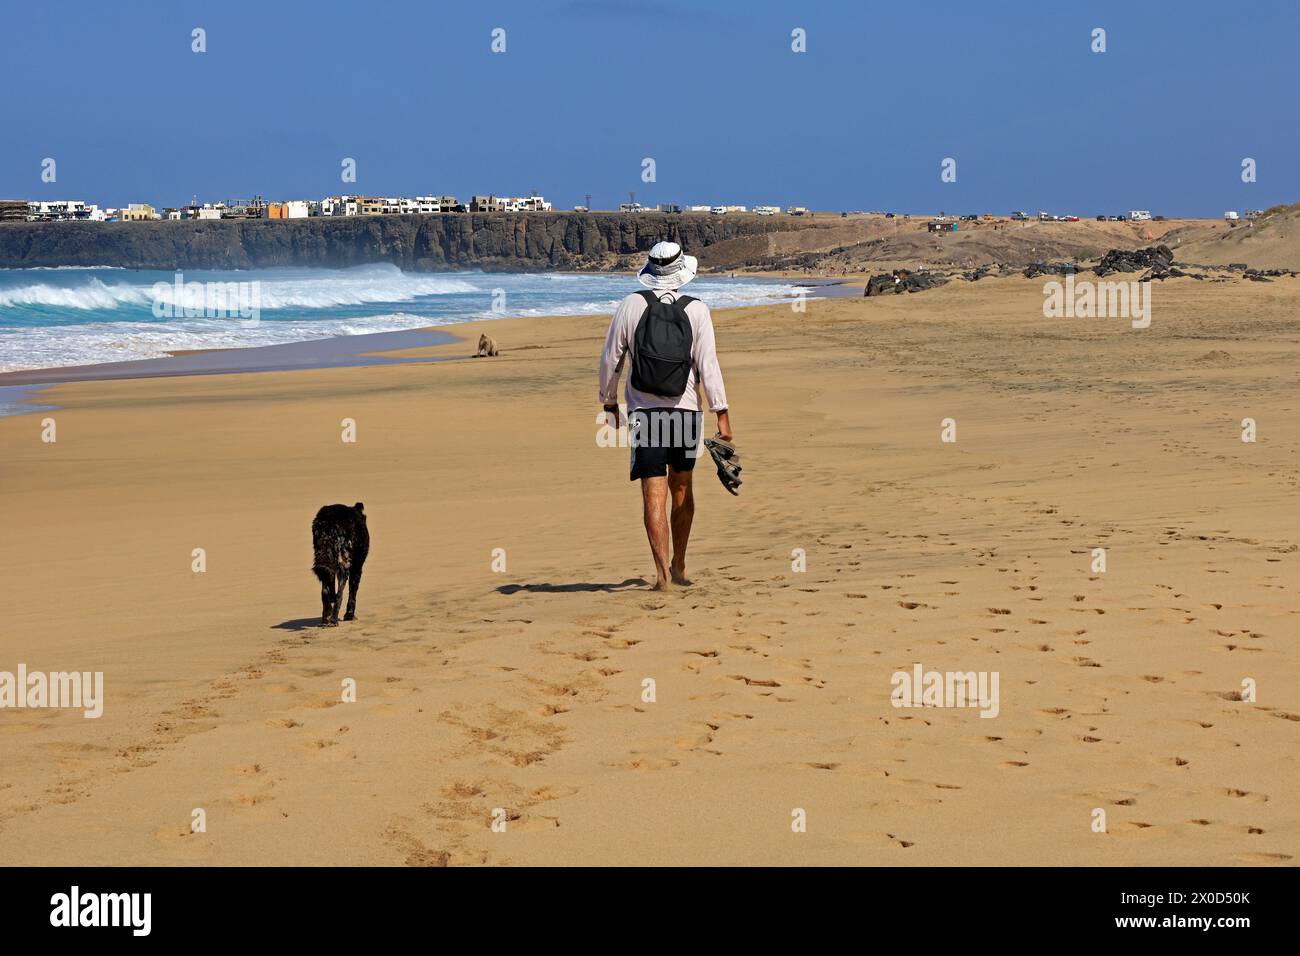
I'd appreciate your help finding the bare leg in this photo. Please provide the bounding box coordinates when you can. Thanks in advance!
[667,467,694,585]
[640,476,672,590]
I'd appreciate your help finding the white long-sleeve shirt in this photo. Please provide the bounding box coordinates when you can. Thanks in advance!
[598,290,729,413]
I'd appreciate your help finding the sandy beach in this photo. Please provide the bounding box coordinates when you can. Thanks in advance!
[1,274,1297,866]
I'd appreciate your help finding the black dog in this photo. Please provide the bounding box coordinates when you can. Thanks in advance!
[311,503,369,627]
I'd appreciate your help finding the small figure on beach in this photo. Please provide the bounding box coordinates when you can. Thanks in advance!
[598,240,733,591]
[311,503,369,627]
[475,334,499,357]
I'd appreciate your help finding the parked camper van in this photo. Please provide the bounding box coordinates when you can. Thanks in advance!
[1128,210,1152,222]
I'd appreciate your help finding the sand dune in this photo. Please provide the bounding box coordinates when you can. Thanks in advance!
[0,275,1297,865]
[701,214,1226,274]
[1165,203,1300,270]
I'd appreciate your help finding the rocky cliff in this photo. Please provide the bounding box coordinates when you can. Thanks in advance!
[0,213,808,272]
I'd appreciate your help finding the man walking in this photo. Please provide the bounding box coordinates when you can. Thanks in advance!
[599,241,732,591]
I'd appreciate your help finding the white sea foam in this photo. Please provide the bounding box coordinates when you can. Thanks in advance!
[0,264,481,311]
[0,278,151,310]
[0,312,435,371]
[6,264,127,271]
[0,266,805,372]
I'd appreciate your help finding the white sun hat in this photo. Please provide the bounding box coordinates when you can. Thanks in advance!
[637,240,698,290]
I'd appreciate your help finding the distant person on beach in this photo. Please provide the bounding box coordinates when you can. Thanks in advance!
[598,241,731,591]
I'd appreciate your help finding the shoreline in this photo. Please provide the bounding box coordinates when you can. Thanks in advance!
[0,326,462,387]
[0,274,854,410]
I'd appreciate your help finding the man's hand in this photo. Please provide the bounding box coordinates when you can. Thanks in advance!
[603,404,620,428]
[715,410,733,442]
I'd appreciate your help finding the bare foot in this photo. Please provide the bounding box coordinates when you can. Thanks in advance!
[671,568,692,586]
[651,578,672,592]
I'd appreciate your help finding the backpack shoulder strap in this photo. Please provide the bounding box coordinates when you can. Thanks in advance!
[673,294,696,310]
[636,290,659,308]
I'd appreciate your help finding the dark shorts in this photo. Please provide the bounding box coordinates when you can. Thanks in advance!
[628,407,702,481]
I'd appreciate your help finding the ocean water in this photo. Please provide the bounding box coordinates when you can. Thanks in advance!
[0,264,808,373]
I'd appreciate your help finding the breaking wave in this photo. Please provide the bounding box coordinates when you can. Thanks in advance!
[0,263,481,312]
[0,312,436,372]
[0,264,804,372]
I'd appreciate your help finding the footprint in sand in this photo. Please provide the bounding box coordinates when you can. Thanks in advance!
[609,755,680,770]
[383,824,451,867]
[675,721,720,751]
[1221,788,1269,803]
[729,675,781,687]
[529,784,579,803]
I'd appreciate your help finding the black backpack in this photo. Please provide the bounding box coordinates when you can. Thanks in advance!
[630,290,695,397]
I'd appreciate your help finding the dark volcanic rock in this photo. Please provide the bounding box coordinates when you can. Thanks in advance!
[1023,260,1080,278]
[864,268,948,296]
[0,213,798,272]
[864,274,898,296]
[1095,244,1173,277]
[903,270,948,292]
[1143,265,1211,281]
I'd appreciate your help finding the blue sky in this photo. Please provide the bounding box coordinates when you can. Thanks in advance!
[2,0,1296,216]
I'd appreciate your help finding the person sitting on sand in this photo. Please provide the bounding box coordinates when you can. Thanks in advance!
[598,241,732,591]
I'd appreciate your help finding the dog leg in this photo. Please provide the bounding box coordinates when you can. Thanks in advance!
[343,564,364,624]
[320,582,336,627]
[316,567,336,627]
[329,570,344,625]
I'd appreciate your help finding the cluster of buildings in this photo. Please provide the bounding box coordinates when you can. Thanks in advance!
[615,203,803,216]
[2,192,821,224]
[18,199,173,222]
[9,198,1265,228]
[8,192,553,223]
